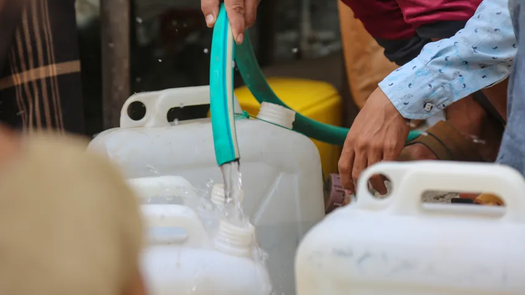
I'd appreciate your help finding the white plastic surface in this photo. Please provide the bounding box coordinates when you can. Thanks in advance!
[142,204,210,248]
[214,220,255,257]
[296,161,525,295]
[127,176,198,200]
[257,102,296,129]
[141,204,270,295]
[89,87,325,295]
[120,86,242,128]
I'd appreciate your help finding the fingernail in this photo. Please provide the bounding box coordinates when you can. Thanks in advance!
[345,189,353,196]
[205,14,215,27]
[236,33,244,44]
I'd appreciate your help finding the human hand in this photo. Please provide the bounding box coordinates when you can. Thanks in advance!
[338,87,409,194]
[201,0,260,44]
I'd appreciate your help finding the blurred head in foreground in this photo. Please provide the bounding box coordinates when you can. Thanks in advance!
[0,127,145,295]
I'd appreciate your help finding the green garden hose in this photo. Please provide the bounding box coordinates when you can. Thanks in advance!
[209,5,422,166]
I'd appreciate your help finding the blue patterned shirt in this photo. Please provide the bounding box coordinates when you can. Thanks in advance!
[379,0,516,120]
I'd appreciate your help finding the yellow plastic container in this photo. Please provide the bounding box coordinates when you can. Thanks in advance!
[234,77,343,177]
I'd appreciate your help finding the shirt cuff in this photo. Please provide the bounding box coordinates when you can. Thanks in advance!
[379,59,510,120]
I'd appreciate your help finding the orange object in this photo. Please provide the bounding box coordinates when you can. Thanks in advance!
[338,2,398,109]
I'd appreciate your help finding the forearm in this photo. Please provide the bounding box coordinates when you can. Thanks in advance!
[379,0,515,120]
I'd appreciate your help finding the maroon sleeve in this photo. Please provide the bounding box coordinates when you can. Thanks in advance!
[341,0,415,40]
[340,0,430,66]
[396,0,483,38]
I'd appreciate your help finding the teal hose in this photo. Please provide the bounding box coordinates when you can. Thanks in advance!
[209,7,422,165]
[209,4,240,166]
[234,36,422,144]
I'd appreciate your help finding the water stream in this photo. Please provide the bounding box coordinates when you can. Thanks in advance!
[220,160,248,227]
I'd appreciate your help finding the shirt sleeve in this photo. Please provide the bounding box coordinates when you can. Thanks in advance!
[379,0,516,120]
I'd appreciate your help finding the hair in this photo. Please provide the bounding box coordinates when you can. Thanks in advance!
[0,133,143,295]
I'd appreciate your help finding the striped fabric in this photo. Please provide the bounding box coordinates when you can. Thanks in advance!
[0,0,84,135]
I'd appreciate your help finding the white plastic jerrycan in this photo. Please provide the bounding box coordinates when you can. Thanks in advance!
[89,86,325,295]
[127,175,198,204]
[141,204,272,295]
[296,161,525,295]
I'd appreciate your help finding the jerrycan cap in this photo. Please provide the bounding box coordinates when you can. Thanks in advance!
[256,102,296,129]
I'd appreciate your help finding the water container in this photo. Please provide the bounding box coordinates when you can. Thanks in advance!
[141,204,271,295]
[296,161,525,295]
[88,86,325,295]
[235,77,343,176]
[127,175,198,205]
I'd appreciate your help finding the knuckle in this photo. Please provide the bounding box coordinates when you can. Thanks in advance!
[338,162,349,174]
[370,142,382,153]
[230,4,245,15]
[356,140,369,151]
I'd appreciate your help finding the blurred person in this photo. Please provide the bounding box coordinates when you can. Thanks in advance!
[201,0,508,197]
[338,0,507,178]
[0,126,145,295]
[0,0,85,134]
[339,0,517,206]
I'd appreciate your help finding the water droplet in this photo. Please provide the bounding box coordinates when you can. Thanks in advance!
[292,48,298,53]
[179,103,185,109]
[170,118,179,126]
[135,17,143,24]
[203,48,209,54]
[135,77,142,82]
[158,59,162,63]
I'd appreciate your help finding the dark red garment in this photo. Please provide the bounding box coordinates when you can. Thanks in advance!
[340,0,483,65]
[341,0,482,39]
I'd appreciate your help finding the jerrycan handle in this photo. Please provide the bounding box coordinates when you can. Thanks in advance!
[356,161,525,223]
[141,204,210,248]
[120,86,242,128]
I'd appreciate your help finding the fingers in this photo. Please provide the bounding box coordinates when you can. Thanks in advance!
[338,145,355,194]
[201,0,220,28]
[350,149,367,194]
[224,0,246,44]
[244,0,260,28]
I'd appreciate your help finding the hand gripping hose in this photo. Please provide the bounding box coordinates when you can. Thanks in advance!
[209,4,422,165]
